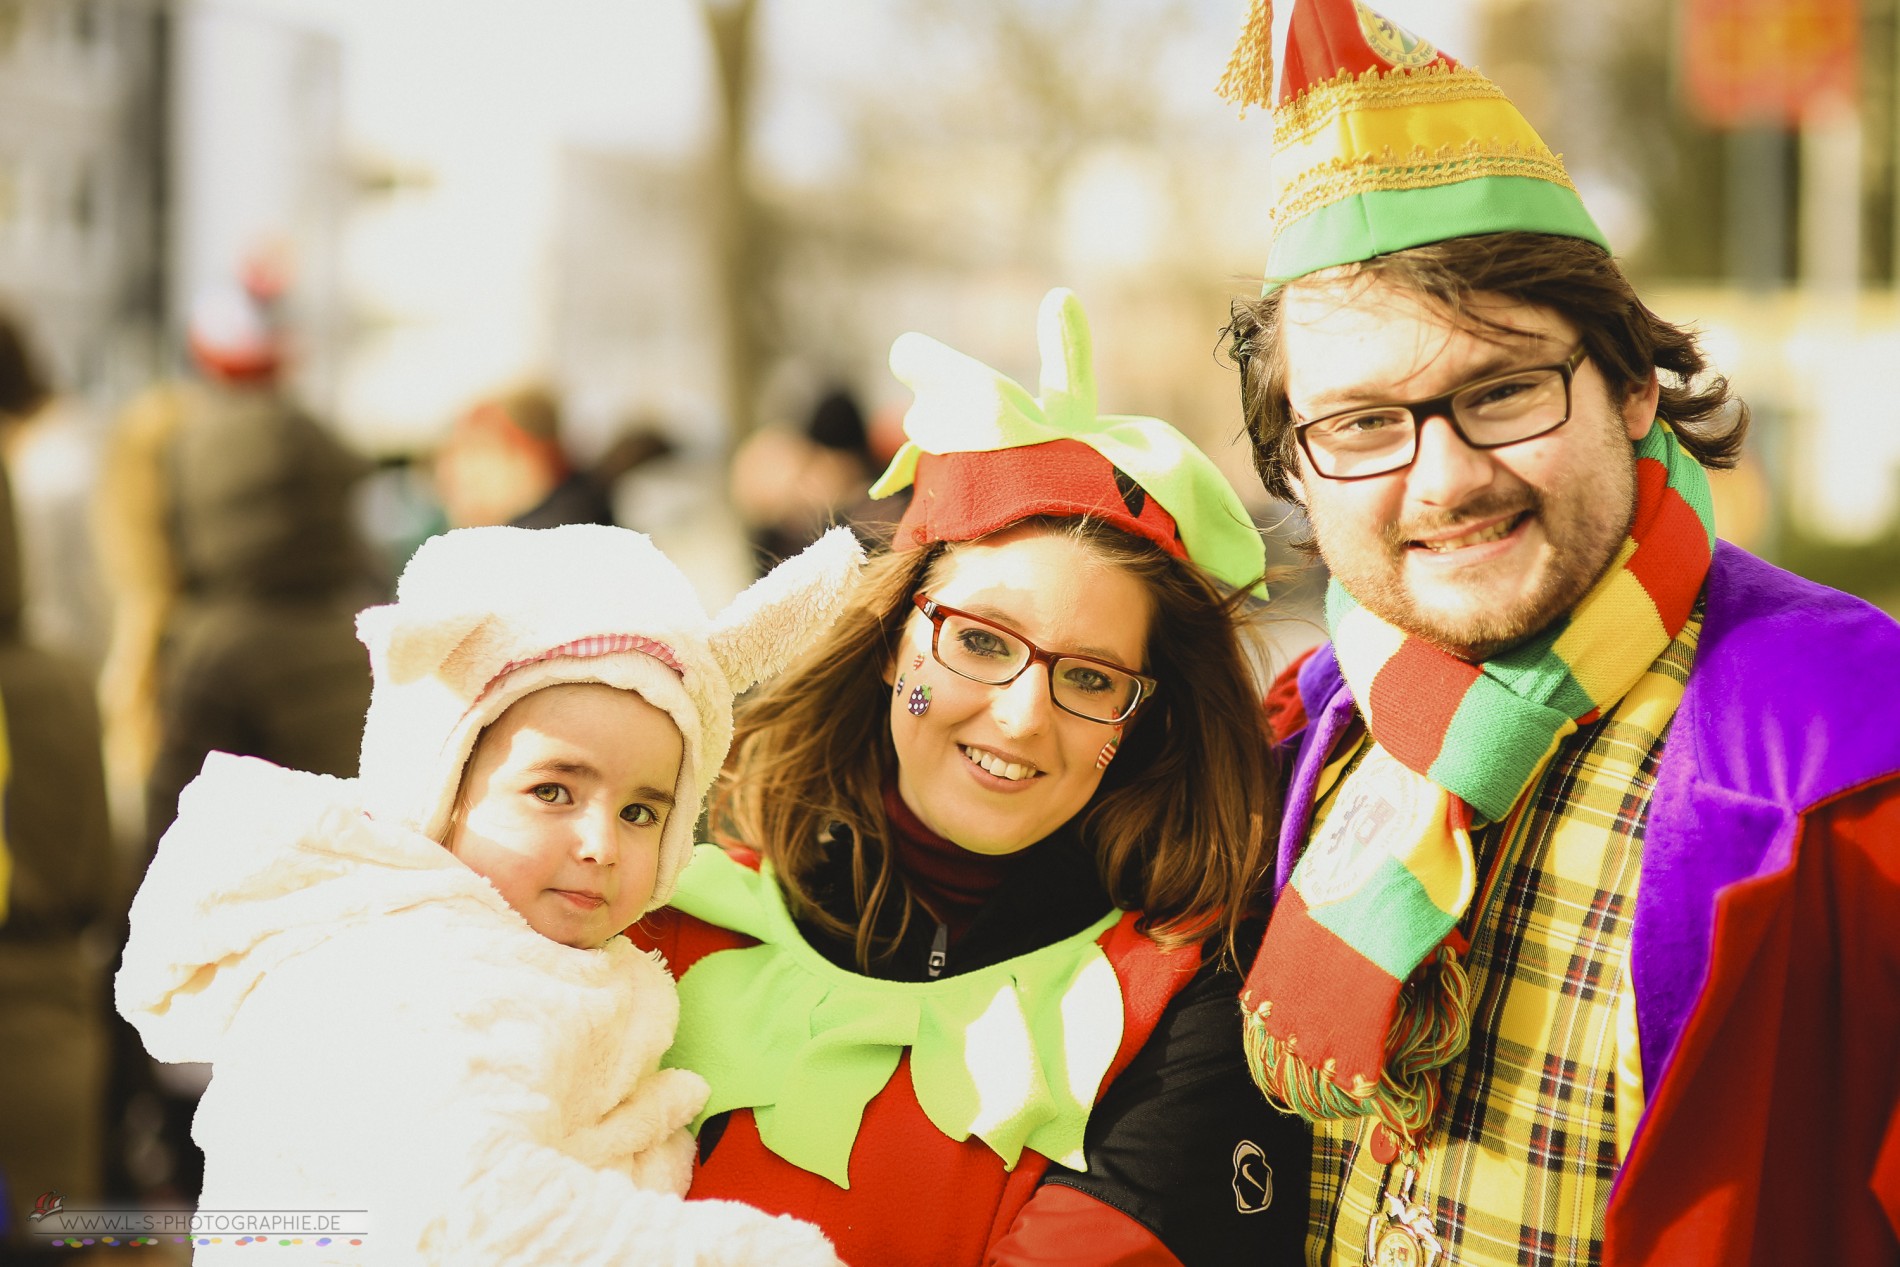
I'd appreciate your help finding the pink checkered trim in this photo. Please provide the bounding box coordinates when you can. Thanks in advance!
[478,634,685,702]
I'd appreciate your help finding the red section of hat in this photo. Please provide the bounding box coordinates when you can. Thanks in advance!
[1278,0,1459,104]
[893,440,1186,561]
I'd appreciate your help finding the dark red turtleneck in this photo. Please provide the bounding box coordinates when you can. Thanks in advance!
[882,783,1020,944]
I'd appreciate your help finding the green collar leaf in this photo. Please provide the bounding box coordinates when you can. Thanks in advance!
[665,845,1127,1189]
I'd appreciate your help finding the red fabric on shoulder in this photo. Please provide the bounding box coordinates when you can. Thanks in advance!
[626,905,759,976]
[1605,775,1900,1265]
[1262,646,1319,743]
[1878,1107,1900,1244]
[1095,914,1201,1087]
[986,1182,1186,1267]
[625,849,765,976]
[722,844,763,869]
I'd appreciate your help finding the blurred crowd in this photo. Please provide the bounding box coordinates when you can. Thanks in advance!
[0,282,905,1256]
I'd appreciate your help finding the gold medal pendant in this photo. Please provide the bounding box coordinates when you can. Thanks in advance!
[1363,1165,1445,1267]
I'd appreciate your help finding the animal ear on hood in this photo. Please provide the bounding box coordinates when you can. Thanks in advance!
[354,603,499,689]
[709,525,864,694]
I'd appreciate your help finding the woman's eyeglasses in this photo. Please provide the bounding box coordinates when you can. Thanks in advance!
[911,594,1156,725]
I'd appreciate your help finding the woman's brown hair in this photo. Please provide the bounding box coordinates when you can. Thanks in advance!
[1224,231,1750,507]
[714,516,1279,970]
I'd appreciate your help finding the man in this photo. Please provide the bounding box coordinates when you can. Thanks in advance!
[0,312,116,1250]
[1219,1,1900,1264]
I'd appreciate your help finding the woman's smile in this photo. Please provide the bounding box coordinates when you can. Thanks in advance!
[958,742,1044,785]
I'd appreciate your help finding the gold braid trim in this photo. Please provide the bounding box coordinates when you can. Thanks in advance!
[1274,63,1508,149]
[1273,141,1579,229]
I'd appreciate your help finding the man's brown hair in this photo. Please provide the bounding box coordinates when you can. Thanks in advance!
[1224,232,1750,504]
[713,516,1279,970]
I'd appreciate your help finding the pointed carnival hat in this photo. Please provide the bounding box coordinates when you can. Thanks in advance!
[1219,0,1608,288]
[870,287,1266,597]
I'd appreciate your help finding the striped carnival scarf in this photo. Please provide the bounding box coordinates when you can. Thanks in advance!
[1242,421,1715,1142]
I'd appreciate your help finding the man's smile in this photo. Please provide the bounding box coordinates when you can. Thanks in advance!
[1407,510,1530,553]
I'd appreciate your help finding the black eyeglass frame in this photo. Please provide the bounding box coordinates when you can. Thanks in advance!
[1292,346,1589,481]
[911,593,1157,725]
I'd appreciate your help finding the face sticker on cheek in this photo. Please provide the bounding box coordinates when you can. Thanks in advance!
[911,653,925,672]
[894,674,905,696]
[1094,726,1123,771]
[907,683,932,716]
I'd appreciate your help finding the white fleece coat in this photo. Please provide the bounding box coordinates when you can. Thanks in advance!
[117,753,840,1266]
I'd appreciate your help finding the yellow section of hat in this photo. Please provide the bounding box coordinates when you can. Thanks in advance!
[1275,86,1551,184]
[1276,63,1503,146]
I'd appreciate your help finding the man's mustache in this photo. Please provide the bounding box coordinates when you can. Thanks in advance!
[1383,490,1540,549]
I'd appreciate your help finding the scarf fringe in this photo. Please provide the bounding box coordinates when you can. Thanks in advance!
[1244,945,1472,1141]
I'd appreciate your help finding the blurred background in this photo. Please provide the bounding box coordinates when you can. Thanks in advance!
[6,0,1900,616]
[0,0,1895,1254]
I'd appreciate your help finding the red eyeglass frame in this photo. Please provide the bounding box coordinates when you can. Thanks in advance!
[911,593,1157,724]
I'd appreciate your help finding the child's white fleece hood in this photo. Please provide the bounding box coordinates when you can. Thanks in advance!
[355,523,862,911]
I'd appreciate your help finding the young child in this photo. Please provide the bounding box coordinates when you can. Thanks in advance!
[116,523,862,1265]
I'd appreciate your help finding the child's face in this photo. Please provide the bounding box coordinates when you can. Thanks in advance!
[447,683,682,948]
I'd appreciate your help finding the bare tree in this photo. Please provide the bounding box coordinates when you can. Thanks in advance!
[700,0,768,442]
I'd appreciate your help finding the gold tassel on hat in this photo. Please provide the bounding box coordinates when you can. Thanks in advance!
[1217,0,1276,114]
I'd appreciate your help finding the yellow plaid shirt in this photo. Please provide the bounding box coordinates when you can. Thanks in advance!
[1303,610,1701,1267]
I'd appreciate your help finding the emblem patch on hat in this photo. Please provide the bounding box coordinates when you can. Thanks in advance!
[1354,0,1436,66]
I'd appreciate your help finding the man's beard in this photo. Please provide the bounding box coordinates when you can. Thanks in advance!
[1326,486,1631,663]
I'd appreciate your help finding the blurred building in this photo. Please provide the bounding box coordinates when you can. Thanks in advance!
[0,0,167,395]
[546,146,754,609]
[550,145,723,457]
[0,0,345,402]
[1473,0,1900,609]
[171,1,344,415]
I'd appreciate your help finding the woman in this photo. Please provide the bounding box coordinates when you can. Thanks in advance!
[635,290,1307,1265]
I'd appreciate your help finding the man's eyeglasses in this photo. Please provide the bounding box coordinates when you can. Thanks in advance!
[1293,346,1589,480]
[911,594,1156,726]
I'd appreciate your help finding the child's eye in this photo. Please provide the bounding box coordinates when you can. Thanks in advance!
[621,804,660,826]
[531,784,572,805]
